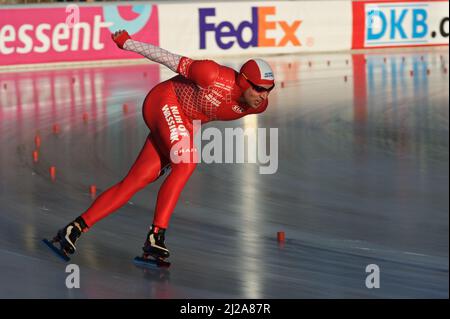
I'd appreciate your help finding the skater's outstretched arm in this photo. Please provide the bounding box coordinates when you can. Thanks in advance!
[112,29,182,73]
[112,30,219,88]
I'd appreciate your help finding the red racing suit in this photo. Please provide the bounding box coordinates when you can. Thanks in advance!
[81,40,268,229]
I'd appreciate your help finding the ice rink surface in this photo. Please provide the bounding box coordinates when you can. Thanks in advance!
[0,47,448,298]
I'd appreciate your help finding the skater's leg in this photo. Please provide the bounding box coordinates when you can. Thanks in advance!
[148,101,198,229]
[153,160,197,229]
[140,93,199,258]
[141,158,196,259]
[81,136,168,227]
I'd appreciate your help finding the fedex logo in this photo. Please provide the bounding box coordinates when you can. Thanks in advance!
[199,7,302,50]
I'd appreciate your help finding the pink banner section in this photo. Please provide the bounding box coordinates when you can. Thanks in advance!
[0,4,159,66]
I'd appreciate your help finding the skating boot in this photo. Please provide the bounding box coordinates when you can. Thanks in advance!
[133,225,171,268]
[42,216,88,262]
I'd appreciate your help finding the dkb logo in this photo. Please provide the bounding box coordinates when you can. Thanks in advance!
[365,3,449,45]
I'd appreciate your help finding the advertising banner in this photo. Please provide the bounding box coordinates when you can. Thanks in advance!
[159,1,352,57]
[352,0,449,49]
[0,4,159,66]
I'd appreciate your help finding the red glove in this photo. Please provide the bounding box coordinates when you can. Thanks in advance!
[111,30,131,49]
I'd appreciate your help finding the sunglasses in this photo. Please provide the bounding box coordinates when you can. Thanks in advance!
[242,74,275,93]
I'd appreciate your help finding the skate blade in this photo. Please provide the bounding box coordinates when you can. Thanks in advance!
[42,238,70,262]
[133,256,171,269]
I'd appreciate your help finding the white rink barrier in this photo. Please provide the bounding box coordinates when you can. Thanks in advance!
[0,0,448,67]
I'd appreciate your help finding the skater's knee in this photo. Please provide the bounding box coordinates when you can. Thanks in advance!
[120,174,153,192]
[171,162,197,177]
[175,161,196,170]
